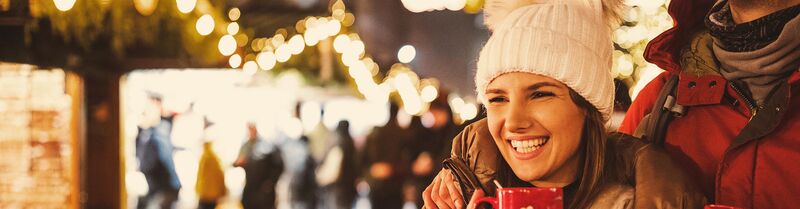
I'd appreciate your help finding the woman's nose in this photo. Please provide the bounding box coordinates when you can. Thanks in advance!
[505,101,532,132]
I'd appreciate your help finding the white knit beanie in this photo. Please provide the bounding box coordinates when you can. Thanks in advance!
[475,1,615,121]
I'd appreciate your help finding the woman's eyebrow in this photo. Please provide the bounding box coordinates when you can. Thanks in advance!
[486,82,559,94]
[526,82,559,91]
[486,88,505,94]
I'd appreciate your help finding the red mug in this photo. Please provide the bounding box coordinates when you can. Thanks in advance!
[474,187,563,209]
[704,204,743,209]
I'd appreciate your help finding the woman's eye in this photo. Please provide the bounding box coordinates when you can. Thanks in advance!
[531,91,555,99]
[488,97,507,103]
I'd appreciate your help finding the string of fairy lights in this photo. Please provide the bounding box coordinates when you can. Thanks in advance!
[401,0,675,100]
[43,0,672,122]
[47,0,480,123]
[613,0,673,99]
[226,0,480,123]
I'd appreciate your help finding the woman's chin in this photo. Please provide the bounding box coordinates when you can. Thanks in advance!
[509,166,544,183]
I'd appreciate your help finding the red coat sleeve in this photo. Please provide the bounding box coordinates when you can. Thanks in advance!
[618,72,670,135]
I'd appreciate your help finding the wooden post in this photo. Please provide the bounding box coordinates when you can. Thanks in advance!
[66,71,84,209]
[83,70,122,209]
[318,38,334,82]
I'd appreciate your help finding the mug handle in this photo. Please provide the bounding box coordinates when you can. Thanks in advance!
[474,196,498,209]
[704,204,742,209]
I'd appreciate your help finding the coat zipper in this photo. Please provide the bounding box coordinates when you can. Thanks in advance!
[730,82,760,121]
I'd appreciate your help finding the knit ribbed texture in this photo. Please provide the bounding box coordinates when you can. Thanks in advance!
[475,2,615,121]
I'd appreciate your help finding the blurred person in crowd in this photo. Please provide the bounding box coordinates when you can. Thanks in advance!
[619,0,800,208]
[195,118,226,209]
[422,1,705,209]
[408,93,460,208]
[316,120,359,209]
[136,92,182,209]
[360,103,412,209]
[301,103,333,164]
[235,122,284,209]
[276,114,318,209]
[170,102,203,149]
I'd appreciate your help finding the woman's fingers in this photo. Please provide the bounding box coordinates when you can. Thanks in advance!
[430,171,453,209]
[436,172,457,209]
[422,181,438,209]
[442,171,464,209]
[466,189,486,209]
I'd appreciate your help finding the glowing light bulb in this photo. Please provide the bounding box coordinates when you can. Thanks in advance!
[133,0,158,16]
[333,34,350,53]
[176,0,196,13]
[196,14,214,36]
[349,40,365,57]
[445,0,466,11]
[53,0,76,11]
[615,54,635,77]
[275,45,291,63]
[459,103,478,121]
[229,54,242,68]
[326,19,342,36]
[243,61,258,75]
[398,45,416,63]
[218,34,237,56]
[288,35,305,55]
[256,51,276,71]
[450,96,464,112]
[228,8,241,21]
[272,34,285,48]
[421,85,438,102]
[342,52,359,67]
[227,22,239,35]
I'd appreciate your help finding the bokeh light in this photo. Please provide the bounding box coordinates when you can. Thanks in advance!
[218,35,237,56]
[398,45,416,64]
[196,14,214,36]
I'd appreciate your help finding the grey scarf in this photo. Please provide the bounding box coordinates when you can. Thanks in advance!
[710,4,800,106]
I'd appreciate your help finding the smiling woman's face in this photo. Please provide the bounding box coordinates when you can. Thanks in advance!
[484,72,585,187]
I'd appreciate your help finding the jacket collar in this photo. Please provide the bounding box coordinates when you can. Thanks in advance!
[644,0,717,73]
[673,30,800,107]
[648,1,800,107]
[645,0,800,83]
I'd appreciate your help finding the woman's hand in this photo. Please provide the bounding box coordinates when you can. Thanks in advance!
[422,169,464,209]
[466,189,486,209]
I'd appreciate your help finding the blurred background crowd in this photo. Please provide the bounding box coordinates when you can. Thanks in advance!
[122,69,465,209]
[0,0,675,208]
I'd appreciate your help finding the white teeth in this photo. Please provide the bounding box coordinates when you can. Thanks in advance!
[509,138,550,154]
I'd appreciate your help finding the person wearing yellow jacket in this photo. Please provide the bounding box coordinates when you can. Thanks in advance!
[196,141,227,209]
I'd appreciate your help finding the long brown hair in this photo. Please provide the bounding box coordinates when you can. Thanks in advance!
[567,89,614,209]
[493,89,614,209]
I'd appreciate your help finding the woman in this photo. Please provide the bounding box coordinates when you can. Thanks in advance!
[423,1,706,209]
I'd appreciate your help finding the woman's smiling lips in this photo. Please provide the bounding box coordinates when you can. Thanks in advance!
[506,135,550,160]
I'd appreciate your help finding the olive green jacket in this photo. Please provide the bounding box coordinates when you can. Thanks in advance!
[450,119,706,208]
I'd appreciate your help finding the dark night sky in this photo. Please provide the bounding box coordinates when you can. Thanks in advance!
[353,0,489,98]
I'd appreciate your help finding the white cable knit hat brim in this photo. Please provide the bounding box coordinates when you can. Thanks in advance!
[475,3,615,121]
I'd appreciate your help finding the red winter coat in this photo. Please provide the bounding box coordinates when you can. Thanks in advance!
[618,0,800,208]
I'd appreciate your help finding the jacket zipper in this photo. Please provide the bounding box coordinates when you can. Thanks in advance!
[730,82,760,120]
